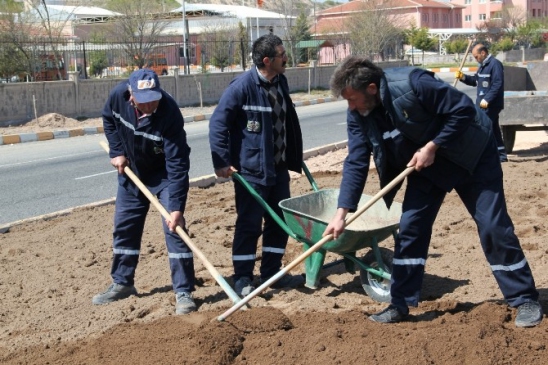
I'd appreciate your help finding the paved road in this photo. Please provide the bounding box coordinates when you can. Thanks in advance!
[0,101,349,226]
[0,73,475,226]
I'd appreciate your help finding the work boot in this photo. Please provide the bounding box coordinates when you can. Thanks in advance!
[515,301,543,328]
[369,305,408,323]
[92,283,137,305]
[234,276,255,297]
[261,274,305,289]
[175,292,197,315]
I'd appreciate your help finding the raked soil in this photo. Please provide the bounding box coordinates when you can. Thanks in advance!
[2,129,548,364]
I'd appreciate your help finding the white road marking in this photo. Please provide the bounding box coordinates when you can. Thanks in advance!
[75,170,117,180]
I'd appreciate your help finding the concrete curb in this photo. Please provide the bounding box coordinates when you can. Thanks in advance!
[0,140,348,232]
[0,97,338,146]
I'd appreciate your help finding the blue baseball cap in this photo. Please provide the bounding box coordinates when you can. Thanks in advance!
[128,68,162,103]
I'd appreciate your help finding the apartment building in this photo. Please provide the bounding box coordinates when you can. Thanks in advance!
[452,0,548,28]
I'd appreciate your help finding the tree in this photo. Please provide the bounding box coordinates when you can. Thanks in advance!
[290,10,312,64]
[235,21,250,70]
[405,26,435,65]
[199,20,240,72]
[104,0,170,70]
[88,33,109,77]
[444,37,469,63]
[515,19,544,49]
[0,0,54,81]
[345,0,405,61]
[267,0,311,67]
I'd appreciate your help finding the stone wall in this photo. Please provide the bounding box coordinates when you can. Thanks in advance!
[0,61,407,126]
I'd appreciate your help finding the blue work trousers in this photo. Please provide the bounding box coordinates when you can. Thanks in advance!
[391,151,538,311]
[484,107,507,161]
[110,184,195,293]
[232,167,290,281]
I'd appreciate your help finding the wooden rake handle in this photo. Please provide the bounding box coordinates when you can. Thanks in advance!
[217,165,415,321]
[453,39,473,88]
[99,141,244,306]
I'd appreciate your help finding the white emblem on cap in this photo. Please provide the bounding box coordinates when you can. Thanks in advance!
[137,79,156,90]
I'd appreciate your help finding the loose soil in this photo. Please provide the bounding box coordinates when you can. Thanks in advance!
[2,116,548,363]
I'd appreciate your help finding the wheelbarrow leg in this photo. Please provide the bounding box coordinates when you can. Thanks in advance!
[303,242,327,289]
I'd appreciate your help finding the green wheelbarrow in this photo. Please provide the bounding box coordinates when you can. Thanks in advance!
[231,163,402,303]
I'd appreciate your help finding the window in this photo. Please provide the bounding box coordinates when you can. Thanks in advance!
[479,14,486,20]
[465,15,472,21]
[465,0,471,4]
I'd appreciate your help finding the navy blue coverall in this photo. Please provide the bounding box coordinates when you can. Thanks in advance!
[338,68,538,313]
[460,54,507,161]
[102,81,195,294]
[209,66,303,281]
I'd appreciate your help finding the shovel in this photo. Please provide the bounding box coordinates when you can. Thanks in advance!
[217,165,415,321]
[99,140,245,306]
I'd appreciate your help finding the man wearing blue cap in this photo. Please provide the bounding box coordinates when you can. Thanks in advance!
[93,68,197,315]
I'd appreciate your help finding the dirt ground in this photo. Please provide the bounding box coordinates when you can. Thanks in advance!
[2,117,548,363]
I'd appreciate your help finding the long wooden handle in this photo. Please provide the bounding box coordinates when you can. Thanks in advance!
[453,39,473,88]
[217,166,415,321]
[99,141,244,306]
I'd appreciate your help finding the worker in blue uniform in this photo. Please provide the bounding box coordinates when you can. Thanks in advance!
[456,43,507,162]
[209,34,304,297]
[323,56,542,327]
[93,68,197,315]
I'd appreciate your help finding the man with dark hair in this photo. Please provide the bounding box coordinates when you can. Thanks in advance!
[209,34,304,297]
[94,68,197,315]
[456,43,507,162]
[324,56,542,328]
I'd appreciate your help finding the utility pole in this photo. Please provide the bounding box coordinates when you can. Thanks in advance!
[182,1,188,75]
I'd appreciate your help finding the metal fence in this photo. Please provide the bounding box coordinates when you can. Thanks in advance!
[0,37,361,82]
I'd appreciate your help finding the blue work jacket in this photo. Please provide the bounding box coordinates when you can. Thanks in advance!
[461,54,504,110]
[209,66,303,186]
[338,67,493,211]
[102,81,190,213]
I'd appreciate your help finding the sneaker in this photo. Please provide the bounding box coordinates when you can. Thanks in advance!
[175,292,197,315]
[234,276,255,297]
[261,274,305,289]
[92,283,137,305]
[515,301,543,328]
[369,305,408,323]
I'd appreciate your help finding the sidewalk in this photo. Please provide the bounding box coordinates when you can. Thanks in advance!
[0,96,338,146]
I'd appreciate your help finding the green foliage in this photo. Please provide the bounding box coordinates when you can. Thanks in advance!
[493,37,515,52]
[290,10,312,63]
[234,22,250,69]
[445,38,469,54]
[405,26,435,65]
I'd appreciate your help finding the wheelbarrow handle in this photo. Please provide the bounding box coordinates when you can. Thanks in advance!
[217,165,415,321]
[99,141,245,306]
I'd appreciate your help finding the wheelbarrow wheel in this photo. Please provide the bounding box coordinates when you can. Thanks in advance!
[359,247,393,303]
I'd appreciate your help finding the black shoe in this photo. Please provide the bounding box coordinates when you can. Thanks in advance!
[515,301,543,328]
[369,305,408,323]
